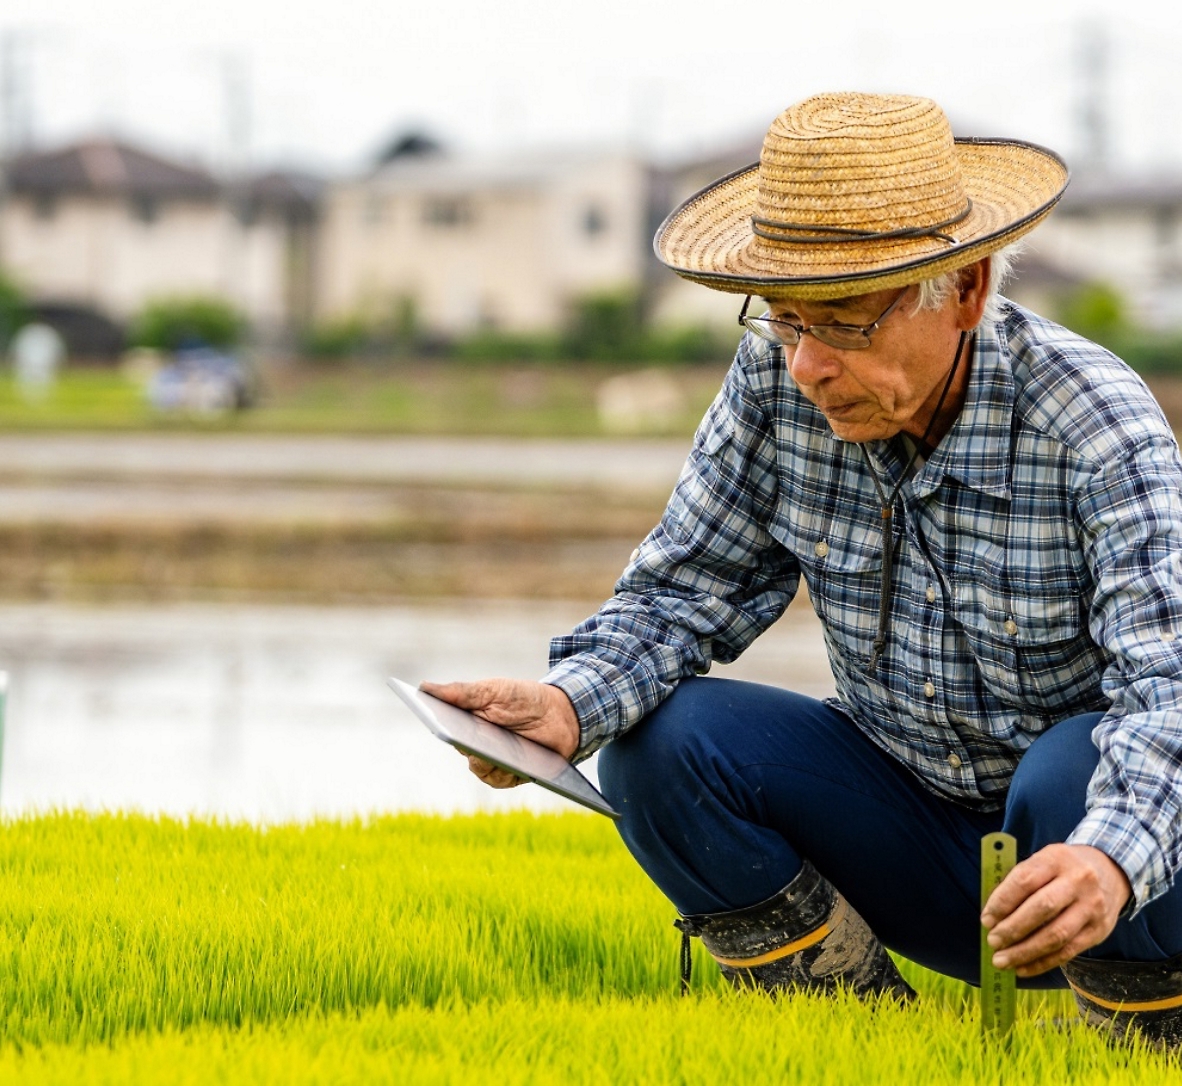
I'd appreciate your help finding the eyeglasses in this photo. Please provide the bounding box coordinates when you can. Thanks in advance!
[738,288,909,350]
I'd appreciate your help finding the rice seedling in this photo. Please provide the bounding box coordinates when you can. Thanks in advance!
[0,811,1177,1084]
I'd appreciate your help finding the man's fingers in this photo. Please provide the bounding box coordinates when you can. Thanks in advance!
[420,678,542,729]
[986,878,1074,948]
[980,845,1131,977]
[991,903,1101,974]
[420,679,497,712]
[981,856,1056,929]
[420,676,581,777]
[466,754,525,789]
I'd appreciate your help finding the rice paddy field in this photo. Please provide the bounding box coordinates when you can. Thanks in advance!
[0,811,1178,1084]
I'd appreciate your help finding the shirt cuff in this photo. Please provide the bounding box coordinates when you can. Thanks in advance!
[542,655,631,764]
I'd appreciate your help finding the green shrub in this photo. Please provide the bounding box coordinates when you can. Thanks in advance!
[641,324,733,365]
[452,330,561,363]
[1109,332,1182,376]
[560,290,645,361]
[1054,282,1130,347]
[0,273,29,352]
[132,296,246,351]
[301,315,373,359]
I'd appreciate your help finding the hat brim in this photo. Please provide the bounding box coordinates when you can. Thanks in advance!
[654,138,1069,300]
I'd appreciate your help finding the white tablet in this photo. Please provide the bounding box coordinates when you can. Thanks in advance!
[387,678,620,820]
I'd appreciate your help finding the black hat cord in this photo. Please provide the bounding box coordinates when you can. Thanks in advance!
[859,330,969,674]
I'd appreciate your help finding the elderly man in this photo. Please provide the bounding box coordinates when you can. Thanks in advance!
[425,92,1182,1047]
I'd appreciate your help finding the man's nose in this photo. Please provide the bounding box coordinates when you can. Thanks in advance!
[785,335,845,387]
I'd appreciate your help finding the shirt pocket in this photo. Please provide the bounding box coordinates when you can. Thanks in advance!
[953,582,1088,713]
[789,523,884,671]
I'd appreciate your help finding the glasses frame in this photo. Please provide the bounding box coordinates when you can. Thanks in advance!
[738,288,910,351]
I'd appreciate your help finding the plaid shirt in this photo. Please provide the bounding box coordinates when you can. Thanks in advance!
[545,300,1182,913]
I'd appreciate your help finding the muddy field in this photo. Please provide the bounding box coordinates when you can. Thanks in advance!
[0,433,684,604]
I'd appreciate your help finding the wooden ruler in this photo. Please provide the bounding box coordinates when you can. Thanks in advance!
[981,832,1017,1036]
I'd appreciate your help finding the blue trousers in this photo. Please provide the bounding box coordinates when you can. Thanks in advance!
[598,677,1182,988]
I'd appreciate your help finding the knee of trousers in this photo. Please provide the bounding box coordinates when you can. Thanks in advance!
[1005,713,1103,849]
[598,680,738,817]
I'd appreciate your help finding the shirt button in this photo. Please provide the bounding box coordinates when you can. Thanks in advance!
[947,753,963,769]
[814,541,829,558]
[925,586,937,603]
[1004,619,1018,636]
[923,681,936,698]
[630,548,640,562]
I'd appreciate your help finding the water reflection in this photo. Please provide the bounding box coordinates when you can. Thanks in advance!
[0,600,832,823]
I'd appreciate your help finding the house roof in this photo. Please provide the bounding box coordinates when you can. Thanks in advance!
[1006,249,1087,290]
[367,147,639,195]
[6,139,220,200]
[245,170,323,213]
[1058,171,1182,214]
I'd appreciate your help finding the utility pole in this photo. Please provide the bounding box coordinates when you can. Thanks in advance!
[1076,20,1111,173]
[220,52,252,319]
[0,31,19,272]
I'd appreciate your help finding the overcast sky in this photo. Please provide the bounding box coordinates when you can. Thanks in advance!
[1,0,1179,177]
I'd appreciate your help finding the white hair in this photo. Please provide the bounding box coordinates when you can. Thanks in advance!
[762,242,1023,327]
[913,242,1023,325]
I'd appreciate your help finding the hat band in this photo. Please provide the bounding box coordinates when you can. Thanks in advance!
[751,199,973,246]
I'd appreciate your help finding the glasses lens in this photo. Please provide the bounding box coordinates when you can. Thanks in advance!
[747,316,784,342]
[812,326,872,350]
[743,318,798,345]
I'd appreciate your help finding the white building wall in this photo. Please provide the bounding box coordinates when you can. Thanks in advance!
[1,193,298,331]
[1034,208,1182,328]
[315,152,649,337]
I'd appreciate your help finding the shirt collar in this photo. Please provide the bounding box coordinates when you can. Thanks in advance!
[906,324,1014,500]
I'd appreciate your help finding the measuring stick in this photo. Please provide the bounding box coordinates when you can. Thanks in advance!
[981,831,1017,1036]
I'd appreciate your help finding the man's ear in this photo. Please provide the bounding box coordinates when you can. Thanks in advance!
[954,257,990,330]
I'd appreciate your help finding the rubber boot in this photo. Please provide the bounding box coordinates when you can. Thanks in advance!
[1063,952,1182,1050]
[674,860,915,1002]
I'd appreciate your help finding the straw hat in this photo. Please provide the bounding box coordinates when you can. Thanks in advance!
[655,93,1069,300]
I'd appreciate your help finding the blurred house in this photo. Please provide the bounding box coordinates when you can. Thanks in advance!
[0,139,318,352]
[1030,172,1182,328]
[315,144,648,336]
[1000,249,1088,318]
[644,136,762,332]
[5,129,1182,359]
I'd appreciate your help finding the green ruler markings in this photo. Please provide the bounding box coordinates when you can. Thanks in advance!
[981,831,1017,1036]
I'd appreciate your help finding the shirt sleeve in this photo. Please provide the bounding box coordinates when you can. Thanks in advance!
[543,341,801,761]
[1066,432,1182,913]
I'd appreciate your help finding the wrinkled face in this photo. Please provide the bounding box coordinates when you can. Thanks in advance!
[765,285,969,445]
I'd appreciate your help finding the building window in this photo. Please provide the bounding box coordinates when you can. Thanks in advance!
[234,197,262,228]
[582,204,607,237]
[423,198,473,228]
[130,195,158,225]
[363,194,386,225]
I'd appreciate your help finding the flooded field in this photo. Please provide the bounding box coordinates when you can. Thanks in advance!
[0,598,833,823]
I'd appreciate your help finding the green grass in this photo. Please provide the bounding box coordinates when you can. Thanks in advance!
[0,811,1176,1084]
[0,362,724,437]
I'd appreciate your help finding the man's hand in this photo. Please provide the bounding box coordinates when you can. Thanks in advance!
[980,843,1132,977]
[419,678,580,789]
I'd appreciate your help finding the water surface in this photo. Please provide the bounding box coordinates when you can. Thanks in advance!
[0,599,832,823]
